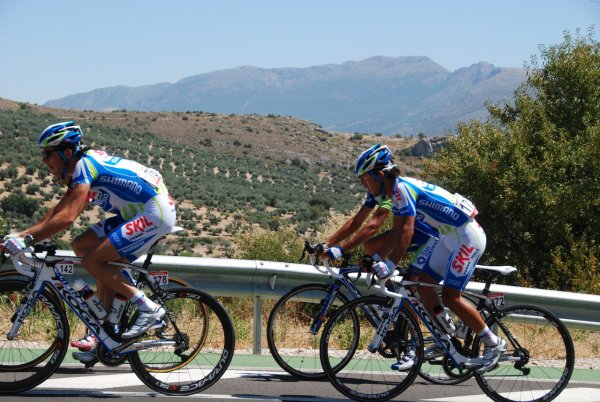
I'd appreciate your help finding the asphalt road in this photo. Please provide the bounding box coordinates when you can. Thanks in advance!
[2,356,600,402]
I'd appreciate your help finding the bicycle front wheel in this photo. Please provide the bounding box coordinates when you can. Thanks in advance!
[320,296,423,402]
[267,283,351,380]
[128,287,235,395]
[474,304,575,402]
[0,280,69,393]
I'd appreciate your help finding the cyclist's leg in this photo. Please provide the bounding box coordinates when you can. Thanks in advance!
[440,221,504,371]
[70,226,122,355]
[367,231,426,370]
[440,220,487,332]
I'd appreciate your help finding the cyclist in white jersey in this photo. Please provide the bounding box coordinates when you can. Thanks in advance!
[355,144,506,373]
[0,121,176,363]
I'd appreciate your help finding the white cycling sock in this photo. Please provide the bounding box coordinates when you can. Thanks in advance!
[477,327,499,347]
[130,290,158,312]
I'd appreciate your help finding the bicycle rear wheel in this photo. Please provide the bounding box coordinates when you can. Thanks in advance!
[320,296,423,402]
[473,304,574,402]
[0,280,69,393]
[267,283,352,380]
[128,287,235,395]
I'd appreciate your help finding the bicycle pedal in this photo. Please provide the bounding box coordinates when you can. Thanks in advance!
[463,358,483,368]
[84,359,99,369]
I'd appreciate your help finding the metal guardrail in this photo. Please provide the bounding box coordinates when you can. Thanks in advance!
[143,254,600,354]
[3,252,600,353]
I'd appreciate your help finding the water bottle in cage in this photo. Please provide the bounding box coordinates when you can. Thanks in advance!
[74,279,108,321]
[455,320,468,339]
[108,294,128,333]
[433,305,456,334]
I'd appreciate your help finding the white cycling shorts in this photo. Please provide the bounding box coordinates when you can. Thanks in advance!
[409,220,486,291]
[91,191,176,262]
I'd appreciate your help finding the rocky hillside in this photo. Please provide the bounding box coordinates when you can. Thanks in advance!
[0,99,422,257]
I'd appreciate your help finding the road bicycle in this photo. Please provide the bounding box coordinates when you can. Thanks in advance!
[266,241,361,379]
[0,236,235,395]
[267,241,480,384]
[319,264,575,402]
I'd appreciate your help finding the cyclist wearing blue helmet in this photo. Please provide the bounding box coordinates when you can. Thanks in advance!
[321,144,439,370]
[1,121,177,364]
[357,143,506,374]
[321,144,395,262]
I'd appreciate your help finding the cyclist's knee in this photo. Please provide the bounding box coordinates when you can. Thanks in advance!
[441,288,462,308]
[71,230,100,257]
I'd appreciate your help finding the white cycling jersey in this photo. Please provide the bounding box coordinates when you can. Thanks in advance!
[393,177,486,290]
[71,149,176,261]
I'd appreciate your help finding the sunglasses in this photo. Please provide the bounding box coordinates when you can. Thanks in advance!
[42,149,58,160]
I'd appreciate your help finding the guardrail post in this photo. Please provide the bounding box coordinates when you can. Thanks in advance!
[253,296,262,354]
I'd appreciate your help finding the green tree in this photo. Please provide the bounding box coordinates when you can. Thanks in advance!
[424,29,599,293]
[236,228,303,263]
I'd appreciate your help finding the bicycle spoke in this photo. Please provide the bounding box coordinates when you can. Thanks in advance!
[474,305,574,402]
[0,280,69,394]
[129,287,234,395]
[267,284,349,379]
[320,296,423,402]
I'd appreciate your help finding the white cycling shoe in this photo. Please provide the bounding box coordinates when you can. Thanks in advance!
[475,338,507,373]
[391,351,415,371]
[424,343,445,360]
[121,306,166,339]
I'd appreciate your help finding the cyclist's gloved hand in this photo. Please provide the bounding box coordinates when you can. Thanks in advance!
[372,259,395,280]
[327,245,345,261]
[2,233,26,255]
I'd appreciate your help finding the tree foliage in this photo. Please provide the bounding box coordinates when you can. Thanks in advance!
[424,29,599,293]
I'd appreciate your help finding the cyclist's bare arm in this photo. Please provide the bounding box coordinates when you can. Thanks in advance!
[380,214,414,263]
[338,206,389,253]
[21,183,90,242]
[35,190,74,224]
[325,204,372,247]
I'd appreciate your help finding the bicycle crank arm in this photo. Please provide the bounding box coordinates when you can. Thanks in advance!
[118,339,177,354]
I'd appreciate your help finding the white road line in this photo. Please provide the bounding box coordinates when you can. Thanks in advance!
[28,388,340,401]
[422,387,600,402]
[39,369,285,389]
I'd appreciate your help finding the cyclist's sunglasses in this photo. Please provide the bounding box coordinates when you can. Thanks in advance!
[42,149,58,160]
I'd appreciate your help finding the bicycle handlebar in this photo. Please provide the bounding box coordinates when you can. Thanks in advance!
[300,240,353,280]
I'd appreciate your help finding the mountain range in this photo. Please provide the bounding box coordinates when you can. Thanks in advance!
[45,56,526,135]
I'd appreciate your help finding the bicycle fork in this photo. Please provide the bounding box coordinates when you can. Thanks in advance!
[309,284,340,335]
[7,282,48,340]
[368,297,402,353]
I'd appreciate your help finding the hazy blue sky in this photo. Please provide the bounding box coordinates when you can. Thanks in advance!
[1,0,598,104]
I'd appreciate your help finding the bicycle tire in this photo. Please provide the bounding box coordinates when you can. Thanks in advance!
[128,287,235,395]
[90,275,204,370]
[417,292,479,385]
[0,280,69,393]
[166,276,192,288]
[320,295,423,402]
[267,283,353,380]
[149,275,211,370]
[473,304,575,402]
[0,277,62,371]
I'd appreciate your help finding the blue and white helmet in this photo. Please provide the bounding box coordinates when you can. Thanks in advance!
[354,144,392,176]
[38,121,83,148]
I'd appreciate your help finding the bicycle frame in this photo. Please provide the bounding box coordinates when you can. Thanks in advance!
[307,252,394,336]
[6,248,176,356]
[308,265,364,334]
[368,264,518,369]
